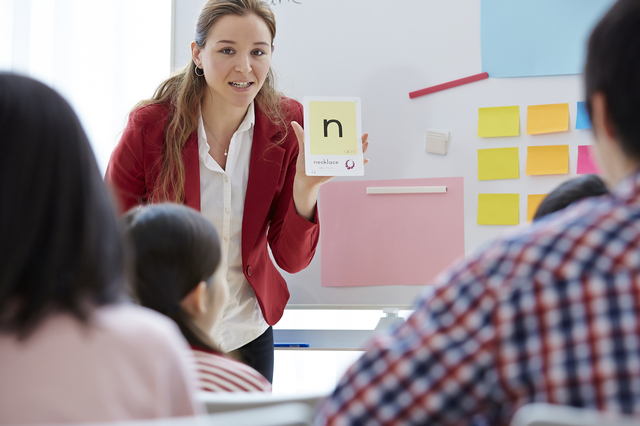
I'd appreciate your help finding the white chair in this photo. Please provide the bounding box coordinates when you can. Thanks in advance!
[205,403,312,426]
[55,404,312,426]
[196,390,328,415]
[510,403,640,426]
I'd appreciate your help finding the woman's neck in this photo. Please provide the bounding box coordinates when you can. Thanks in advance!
[201,93,249,138]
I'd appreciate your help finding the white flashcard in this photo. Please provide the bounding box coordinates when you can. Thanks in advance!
[303,96,364,176]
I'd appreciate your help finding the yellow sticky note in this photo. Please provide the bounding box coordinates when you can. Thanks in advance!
[478,106,520,137]
[478,147,519,180]
[527,194,547,223]
[478,194,519,225]
[526,145,569,175]
[308,101,358,155]
[527,103,570,135]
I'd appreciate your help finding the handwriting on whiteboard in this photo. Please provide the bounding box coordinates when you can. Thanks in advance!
[268,0,302,5]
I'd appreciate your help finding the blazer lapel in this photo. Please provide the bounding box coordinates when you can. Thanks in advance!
[183,132,201,211]
[242,107,285,256]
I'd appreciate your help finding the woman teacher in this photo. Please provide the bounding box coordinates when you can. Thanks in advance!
[106,0,369,383]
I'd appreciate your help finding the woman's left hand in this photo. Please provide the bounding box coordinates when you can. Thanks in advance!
[290,121,369,221]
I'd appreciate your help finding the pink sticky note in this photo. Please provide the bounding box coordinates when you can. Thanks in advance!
[577,145,602,174]
[320,177,465,287]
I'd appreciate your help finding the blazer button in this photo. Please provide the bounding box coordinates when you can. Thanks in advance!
[246,265,252,277]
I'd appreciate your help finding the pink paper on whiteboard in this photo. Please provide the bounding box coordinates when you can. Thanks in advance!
[577,145,602,174]
[320,177,464,287]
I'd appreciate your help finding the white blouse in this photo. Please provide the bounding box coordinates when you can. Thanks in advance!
[197,102,269,353]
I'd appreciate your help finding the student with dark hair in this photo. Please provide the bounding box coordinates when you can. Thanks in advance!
[124,203,272,392]
[0,73,199,423]
[533,174,609,220]
[316,1,640,424]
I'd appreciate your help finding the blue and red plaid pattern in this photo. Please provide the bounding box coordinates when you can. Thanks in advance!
[315,172,640,426]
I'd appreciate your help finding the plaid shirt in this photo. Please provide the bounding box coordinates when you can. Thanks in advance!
[315,171,640,426]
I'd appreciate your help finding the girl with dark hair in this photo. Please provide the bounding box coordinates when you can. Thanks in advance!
[106,0,369,382]
[0,73,199,423]
[124,203,272,392]
[533,174,609,221]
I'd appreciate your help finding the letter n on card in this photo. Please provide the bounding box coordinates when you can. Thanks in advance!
[304,97,364,176]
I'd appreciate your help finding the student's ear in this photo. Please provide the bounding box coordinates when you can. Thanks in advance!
[589,91,635,186]
[180,281,208,316]
[591,92,617,142]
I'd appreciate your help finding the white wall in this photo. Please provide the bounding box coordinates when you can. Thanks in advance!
[0,0,173,173]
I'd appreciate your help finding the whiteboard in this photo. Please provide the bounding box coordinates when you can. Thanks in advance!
[173,0,594,309]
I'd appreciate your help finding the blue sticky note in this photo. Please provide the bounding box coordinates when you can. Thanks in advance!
[481,0,615,78]
[576,101,592,129]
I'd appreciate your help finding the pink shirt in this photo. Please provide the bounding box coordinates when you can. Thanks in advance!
[0,304,201,424]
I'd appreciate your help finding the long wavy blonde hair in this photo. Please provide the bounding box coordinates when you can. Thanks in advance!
[135,0,285,203]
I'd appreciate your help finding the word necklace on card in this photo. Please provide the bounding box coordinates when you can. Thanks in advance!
[203,121,229,156]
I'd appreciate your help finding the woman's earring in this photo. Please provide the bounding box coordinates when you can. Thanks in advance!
[194,66,204,77]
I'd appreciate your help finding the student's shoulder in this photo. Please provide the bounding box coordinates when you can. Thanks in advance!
[473,194,619,280]
[413,195,623,321]
[191,347,255,373]
[521,193,616,244]
[191,347,271,390]
[93,303,187,353]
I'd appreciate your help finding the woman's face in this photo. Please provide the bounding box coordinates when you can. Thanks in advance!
[192,13,273,111]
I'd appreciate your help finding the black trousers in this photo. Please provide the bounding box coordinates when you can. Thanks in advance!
[234,326,274,383]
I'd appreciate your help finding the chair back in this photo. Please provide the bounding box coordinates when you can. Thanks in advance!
[197,390,328,415]
[205,402,312,426]
[510,403,640,426]
[50,404,312,426]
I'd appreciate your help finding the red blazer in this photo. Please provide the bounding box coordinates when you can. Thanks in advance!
[105,98,319,325]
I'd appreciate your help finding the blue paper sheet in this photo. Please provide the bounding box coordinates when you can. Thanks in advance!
[481,0,615,78]
[576,101,592,129]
